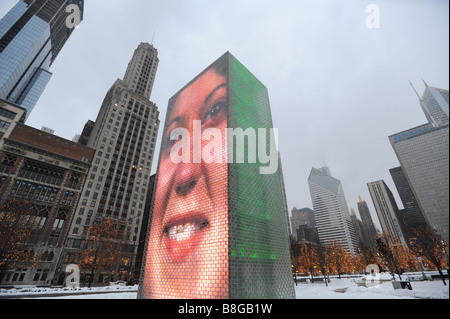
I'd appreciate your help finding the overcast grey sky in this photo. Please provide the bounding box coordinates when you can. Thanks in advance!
[1,0,448,230]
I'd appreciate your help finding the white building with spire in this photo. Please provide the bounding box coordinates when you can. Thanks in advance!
[308,167,358,254]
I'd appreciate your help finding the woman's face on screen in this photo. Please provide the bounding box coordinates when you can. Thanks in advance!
[143,66,229,299]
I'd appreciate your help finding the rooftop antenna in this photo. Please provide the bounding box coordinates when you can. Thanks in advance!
[409,81,422,101]
[151,31,156,45]
[321,159,331,176]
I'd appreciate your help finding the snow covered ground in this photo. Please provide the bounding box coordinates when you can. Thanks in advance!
[294,273,449,299]
[0,285,139,299]
[33,290,138,299]
[1,272,448,299]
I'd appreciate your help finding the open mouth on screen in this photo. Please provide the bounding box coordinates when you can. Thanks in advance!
[163,212,210,262]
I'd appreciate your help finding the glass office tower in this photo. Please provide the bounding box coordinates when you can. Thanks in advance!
[390,83,449,244]
[0,0,84,118]
[389,124,449,244]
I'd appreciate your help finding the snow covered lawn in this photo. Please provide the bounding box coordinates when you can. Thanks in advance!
[33,290,138,299]
[1,272,447,299]
[294,275,449,299]
[0,285,139,299]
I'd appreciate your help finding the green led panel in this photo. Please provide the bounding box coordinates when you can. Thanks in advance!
[228,54,294,299]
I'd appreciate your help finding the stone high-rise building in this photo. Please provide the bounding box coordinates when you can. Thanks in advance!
[61,43,160,286]
[367,180,406,245]
[357,196,378,250]
[0,100,94,286]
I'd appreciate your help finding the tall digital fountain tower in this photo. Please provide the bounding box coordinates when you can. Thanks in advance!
[139,52,295,299]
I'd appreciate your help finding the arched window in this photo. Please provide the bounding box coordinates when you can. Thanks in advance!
[48,209,68,246]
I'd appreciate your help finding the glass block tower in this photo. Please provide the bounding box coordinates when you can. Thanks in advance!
[227,53,294,299]
[0,0,84,118]
[139,52,295,299]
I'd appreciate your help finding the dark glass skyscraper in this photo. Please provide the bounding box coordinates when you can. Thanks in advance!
[357,196,378,250]
[0,0,84,118]
[389,166,427,242]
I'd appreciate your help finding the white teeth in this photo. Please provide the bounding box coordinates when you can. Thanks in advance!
[165,219,209,241]
[166,223,198,241]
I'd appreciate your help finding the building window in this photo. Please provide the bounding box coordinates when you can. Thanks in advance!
[0,107,17,120]
[9,180,59,203]
[0,154,17,174]
[0,120,11,129]
[61,191,75,206]
[67,173,81,189]
[18,159,66,186]
[48,209,68,246]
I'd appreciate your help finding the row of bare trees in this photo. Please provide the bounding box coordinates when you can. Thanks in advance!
[0,199,40,281]
[67,218,124,287]
[291,227,448,285]
[0,199,126,286]
[2,199,449,286]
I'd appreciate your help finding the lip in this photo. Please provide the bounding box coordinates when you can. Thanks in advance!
[162,211,209,263]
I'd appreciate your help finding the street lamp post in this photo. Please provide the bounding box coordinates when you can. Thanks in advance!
[417,257,427,281]
[127,216,139,285]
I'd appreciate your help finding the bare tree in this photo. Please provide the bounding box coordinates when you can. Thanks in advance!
[326,240,352,279]
[358,242,378,274]
[0,199,39,281]
[376,232,415,281]
[297,242,318,283]
[78,219,123,287]
[410,225,448,286]
[316,244,329,286]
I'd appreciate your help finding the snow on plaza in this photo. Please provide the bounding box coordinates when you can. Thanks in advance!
[1,272,448,299]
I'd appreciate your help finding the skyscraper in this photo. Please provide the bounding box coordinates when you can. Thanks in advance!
[389,166,427,243]
[61,42,160,286]
[367,180,406,245]
[390,83,449,244]
[291,207,315,228]
[290,207,315,241]
[357,196,378,250]
[278,152,291,237]
[123,43,159,100]
[0,0,84,118]
[412,81,449,128]
[350,209,366,247]
[308,167,358,254]
[296,224,320,244]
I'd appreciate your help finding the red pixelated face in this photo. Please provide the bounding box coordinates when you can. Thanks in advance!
[142,66,229,299]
